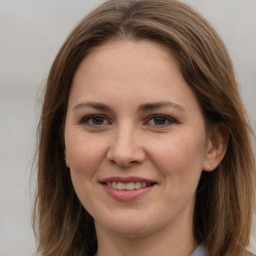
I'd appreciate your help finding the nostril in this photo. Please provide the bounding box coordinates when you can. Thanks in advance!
[106,139,146,167]
[108,158,139,168]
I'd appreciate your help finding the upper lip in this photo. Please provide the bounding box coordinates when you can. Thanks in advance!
[100,176,157,184]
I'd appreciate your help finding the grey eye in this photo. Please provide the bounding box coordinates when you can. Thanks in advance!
[147,114,176,126]
[81,114,110,126]
[91,116,105,125]
[152,116,168,125]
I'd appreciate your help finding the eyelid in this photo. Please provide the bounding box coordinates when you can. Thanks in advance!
[78,113,177,128]
[145,114,177,127]
[79,114,112,126]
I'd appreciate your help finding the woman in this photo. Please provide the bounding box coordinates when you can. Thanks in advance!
[33,0,255,255]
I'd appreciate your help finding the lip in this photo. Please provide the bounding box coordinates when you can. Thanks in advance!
[100,176,157,183]
[100,176,157,201]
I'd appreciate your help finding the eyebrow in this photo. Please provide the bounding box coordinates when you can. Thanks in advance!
[138,101,185,112]
[73,102,111,112]
[73,101,185,112]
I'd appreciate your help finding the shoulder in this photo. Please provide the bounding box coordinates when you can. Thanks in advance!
[190,244,206,256]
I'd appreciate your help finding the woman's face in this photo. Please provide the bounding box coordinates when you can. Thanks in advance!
[65,40,214,238]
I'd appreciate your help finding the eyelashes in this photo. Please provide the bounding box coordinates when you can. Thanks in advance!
[146,114,176,126]
[80,114,111,126]
[79,114,177,129]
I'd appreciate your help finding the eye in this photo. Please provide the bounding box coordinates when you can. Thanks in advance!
[80,114,111,127]
[146,114,176,127]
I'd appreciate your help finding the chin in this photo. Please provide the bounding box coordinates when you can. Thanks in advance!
[95,212,162,238]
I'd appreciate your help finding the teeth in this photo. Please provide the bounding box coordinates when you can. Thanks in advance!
[134,182,141,189]
[106,181,153,190]
[126,182,135,190]
[141,182,146,188]
[112,181,117,189]
[117,182,125,190]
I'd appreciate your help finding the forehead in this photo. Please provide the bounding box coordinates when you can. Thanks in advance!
[71,40,180,91]
[69,39,201,115]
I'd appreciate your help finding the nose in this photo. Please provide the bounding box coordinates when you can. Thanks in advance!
[106,125,146,168]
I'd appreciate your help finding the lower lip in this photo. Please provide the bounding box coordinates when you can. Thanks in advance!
[102,184,154,201]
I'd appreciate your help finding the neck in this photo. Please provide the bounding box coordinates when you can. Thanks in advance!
[94,218,197,256]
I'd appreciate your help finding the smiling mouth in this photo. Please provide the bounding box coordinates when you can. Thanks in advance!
[102,181,156,191]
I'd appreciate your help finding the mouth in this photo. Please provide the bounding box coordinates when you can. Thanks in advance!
[100,177,157,201]
[101,181,156,191]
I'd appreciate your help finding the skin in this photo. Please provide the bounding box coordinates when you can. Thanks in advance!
[64,40,226,256]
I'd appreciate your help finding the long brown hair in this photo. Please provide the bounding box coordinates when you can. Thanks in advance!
[34,0,256,255]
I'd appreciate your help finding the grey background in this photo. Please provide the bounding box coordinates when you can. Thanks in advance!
[0,0,255,255]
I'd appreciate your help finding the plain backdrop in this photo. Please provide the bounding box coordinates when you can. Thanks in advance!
[0,0,255,255]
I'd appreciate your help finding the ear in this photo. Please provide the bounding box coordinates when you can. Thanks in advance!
[64,149,70,168]
[203,123,229,172]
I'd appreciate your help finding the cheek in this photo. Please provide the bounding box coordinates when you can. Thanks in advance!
[65,134,107,212]
[65,132,107,178]
[149,133,206,182]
